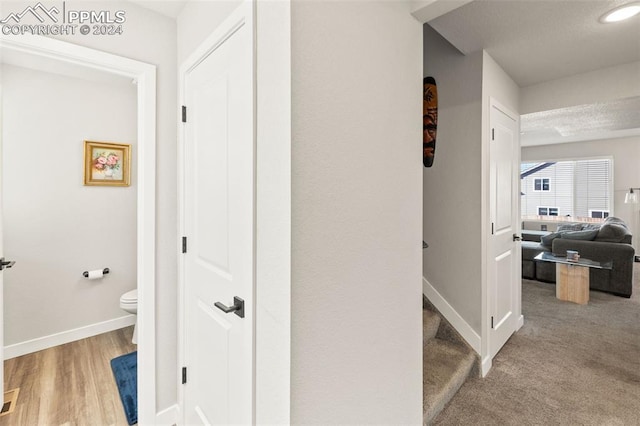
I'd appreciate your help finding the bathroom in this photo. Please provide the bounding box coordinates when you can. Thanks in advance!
[0,52,138,422]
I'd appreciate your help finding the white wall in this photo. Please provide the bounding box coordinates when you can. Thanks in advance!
[3,0,180,411]
[176,0,242,65]
[522,136,640,251]
[481,52,519,135]
[520,61,640,114]
[423,24,483,334]
[1,64,136,346]
[291,1,423,423]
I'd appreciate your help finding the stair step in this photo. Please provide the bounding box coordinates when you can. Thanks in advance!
[423,339,475,425]
[423,309,440,344]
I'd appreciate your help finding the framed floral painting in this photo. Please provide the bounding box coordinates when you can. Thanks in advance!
[83,141,131,186]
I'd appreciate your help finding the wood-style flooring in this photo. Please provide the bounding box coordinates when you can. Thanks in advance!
[1,326,136,426]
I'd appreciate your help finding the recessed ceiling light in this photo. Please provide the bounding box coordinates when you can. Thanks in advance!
[600,2,640,23]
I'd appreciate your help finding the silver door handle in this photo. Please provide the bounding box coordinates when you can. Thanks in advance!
[513,234,522,241]
[214,296,245,318]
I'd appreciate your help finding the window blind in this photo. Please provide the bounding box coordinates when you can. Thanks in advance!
[521,159,612,219]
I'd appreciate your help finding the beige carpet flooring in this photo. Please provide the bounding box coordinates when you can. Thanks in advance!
[434,264,640,425]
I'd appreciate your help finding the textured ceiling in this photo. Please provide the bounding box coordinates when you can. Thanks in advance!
[429,0,640,87]
[428,0,640,146]
[521,96,640,146]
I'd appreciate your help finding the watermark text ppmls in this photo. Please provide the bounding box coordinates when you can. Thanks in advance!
[0,2,126,36]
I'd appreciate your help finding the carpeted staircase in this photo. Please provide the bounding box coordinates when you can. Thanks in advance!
[423,298,477,425]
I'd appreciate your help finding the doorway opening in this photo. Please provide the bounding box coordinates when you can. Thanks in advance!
[0,34,157,423]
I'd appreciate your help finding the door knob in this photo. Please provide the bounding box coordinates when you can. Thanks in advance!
[513,234,522,241]
[214,296,245,318]
[0,258,15,271]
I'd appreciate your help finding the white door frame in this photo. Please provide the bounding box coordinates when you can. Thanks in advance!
[177,2,256,422]
[0,34,157,424]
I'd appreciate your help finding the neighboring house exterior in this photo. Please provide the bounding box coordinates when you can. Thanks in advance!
[521,159,612,220]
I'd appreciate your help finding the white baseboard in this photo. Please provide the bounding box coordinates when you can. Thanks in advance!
[517,314,524,331]
[481,355,492,377]
[423,277,481,354]
[155,404,179,425]
[4,315,136,359]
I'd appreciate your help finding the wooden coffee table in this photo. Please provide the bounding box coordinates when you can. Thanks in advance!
[534,252,613,305]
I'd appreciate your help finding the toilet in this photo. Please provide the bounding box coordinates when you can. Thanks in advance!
[120,289,138,344]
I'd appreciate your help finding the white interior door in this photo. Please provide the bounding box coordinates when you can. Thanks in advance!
[489,100,520,358]
[182,6,254,425]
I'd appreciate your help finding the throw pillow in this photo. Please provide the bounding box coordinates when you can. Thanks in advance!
[541,232,561,247]
[603,216,628,229]
[580,223,601,231]
[596,223,629,243]
[557,223,582,232]
[560,229,599,241]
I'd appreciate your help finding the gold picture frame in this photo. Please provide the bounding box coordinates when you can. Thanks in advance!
[83,141,131,186]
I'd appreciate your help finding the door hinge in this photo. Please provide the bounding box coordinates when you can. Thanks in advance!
[491,316,494,329]
[491,222,494,235]
[182,105,187,123]
[182,367,187,384]
[0,258,16,271]
[182,236,187,253]
[492,128,495,140]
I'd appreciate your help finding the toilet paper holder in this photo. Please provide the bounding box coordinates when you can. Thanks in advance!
[83,268,110,278]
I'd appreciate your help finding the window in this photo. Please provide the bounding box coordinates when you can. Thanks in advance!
[521,159,613,220]
[589,210,609,219]
[538,207,559,216]
[534,178,550,191]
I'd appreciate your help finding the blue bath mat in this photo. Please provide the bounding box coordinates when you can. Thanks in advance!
[111,351,137,425]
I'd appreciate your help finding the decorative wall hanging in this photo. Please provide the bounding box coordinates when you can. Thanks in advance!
[423,76,438,167]
[84,141,131,186]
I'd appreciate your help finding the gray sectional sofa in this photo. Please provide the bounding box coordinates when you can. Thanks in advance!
[521,217,635,298]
